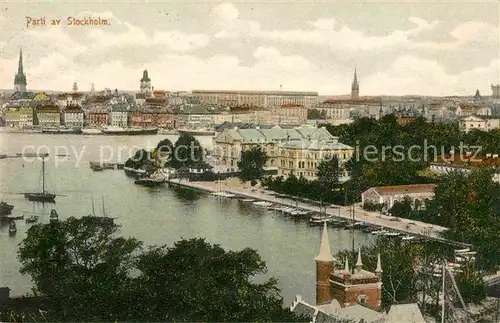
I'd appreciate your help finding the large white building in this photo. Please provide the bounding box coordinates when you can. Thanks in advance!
[192,90,319,109]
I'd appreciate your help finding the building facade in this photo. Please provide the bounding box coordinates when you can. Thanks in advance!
[361,184,437,210]
[192,90,319,109]
[88,108,109,127]
[63,106,84,128]
[492,84,500,99]
[213,126,353,178]
[110,105,130,127]
[36,105,61,128]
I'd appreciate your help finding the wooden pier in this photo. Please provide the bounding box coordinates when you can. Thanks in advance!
[89,161,124,171]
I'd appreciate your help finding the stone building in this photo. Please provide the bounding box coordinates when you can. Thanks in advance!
[361,184,437,210]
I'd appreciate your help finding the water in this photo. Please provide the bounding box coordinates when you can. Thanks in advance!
[0,133,374,305]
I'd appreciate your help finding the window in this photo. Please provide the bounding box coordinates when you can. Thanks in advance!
[357,295,367,304]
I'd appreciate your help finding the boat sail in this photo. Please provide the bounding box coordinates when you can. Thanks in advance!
[24,156,56,203]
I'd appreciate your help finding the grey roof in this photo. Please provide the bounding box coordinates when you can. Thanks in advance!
[291,302,317,319]
[386,304,426,323]
[335,304,386,323]
[315,310,342,323]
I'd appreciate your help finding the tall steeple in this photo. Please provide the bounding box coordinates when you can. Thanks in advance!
[315,221,335,305]
[18,48,24,74]
[14,47,27,93]
[355,247,363,271]
[351,67,359,100]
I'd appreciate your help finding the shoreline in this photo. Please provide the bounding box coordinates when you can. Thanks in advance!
[165,178,471,248]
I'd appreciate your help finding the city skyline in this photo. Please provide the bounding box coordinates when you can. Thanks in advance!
[0,1,499,96]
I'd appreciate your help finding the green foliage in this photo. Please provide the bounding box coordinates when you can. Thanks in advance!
[388,196,413,217]
[155,138,174,166]
[316,156,342,191]
[307,108,326,120]
[18,218,142,321]
[362,201,384,212]
[16,218,304,322]
[237,147,269,182]
[170,134,204,169]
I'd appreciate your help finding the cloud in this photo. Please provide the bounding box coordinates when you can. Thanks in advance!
[87,23,210,52]
[412,21,499,50]
[211,3,239,22]
[362,55,500,96]
[212,5,440,52]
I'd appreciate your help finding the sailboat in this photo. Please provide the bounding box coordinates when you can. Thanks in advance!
[83,197,115,226]
[24,157,56,203]
[25,203,39,224]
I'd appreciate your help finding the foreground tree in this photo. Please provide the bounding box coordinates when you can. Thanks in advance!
[237,147,269,183]
[16,218,304,322]
[134,238,304,321]
[18,217,142,321]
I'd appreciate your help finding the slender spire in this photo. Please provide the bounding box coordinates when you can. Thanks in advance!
[355,247,363,269]
[352,67,358,87]
[375,253,383,273]
[343,256,350,274]
[315,221,334,262]
[18,47,24,74]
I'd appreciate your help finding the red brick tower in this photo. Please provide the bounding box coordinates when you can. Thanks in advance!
[330,248,383,310]
[315,221,335,305]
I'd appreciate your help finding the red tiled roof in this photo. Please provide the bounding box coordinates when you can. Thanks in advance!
[71,93,84,99]
[371,184,437,196]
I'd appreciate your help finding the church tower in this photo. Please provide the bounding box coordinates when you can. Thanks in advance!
[330,248,383,310]
[140,70,152,96]
[315,222,335,305]
[14,48,27,93]
[351,67,359,100]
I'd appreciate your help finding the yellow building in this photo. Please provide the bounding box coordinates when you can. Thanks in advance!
[192,90,319,108]
[3,106,33,127]
[213,126,353,179]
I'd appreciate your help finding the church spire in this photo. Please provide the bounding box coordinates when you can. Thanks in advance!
[14,47,27,92]
[351,66,359,100]
[315,221,334,262]
[18,48,24,74]
[343,256,350,274]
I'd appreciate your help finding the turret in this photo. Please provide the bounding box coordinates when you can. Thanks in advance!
[315,221,335,305]
[355,247,363,272]
[375,253,383,278]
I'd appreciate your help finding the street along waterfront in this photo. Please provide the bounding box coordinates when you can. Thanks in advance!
[0,133,374,305]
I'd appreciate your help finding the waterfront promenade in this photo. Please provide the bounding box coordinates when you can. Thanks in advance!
[167,178,471,247]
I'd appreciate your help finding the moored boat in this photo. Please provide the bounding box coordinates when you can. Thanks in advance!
[24,156,56,203]
[9,221,17,235]
[25,215,39,224]
[82,128,103,135]
[0,201,14,216]
[252,201,273,207]
[178,128,215,136]
[102,126,158,135]
[42,127,82,134]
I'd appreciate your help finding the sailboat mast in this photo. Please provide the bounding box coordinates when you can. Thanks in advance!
[441,260,446,323]
[42,157,45,194]
[102,197,106,217]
